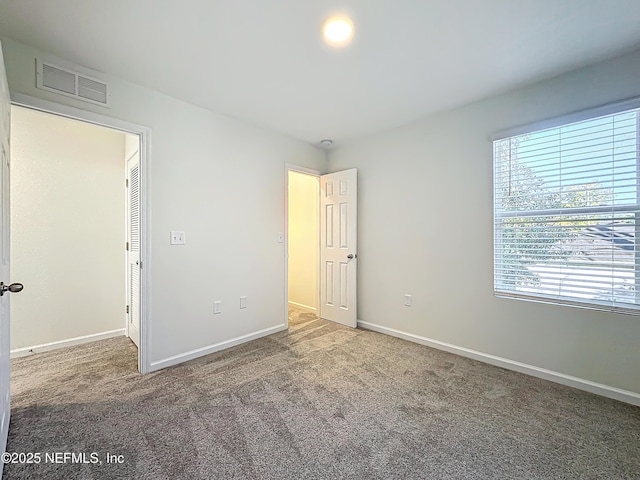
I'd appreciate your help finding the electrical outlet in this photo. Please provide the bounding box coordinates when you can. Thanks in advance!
[404,294,412,307]
[213,301,222,314]
[240,296,247,309]
[170,231,186,245]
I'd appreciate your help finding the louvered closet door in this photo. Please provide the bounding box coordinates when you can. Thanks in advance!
[127,149,140,347]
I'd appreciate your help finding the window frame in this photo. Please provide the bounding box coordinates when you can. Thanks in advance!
[492,96,640,315]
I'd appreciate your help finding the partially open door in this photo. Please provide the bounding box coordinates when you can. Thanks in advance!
[0,41,13,471]
[320,169,357,327]
[126,145,140,347]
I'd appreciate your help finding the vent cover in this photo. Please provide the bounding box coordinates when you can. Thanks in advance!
[36,59,111,107]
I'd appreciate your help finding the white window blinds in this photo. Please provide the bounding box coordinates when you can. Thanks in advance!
[493,107,640,313]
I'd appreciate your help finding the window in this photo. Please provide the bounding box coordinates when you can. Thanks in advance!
[493,104,640,313]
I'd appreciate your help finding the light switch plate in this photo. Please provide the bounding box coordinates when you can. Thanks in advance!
[404,294,412,307]
[170,231,186,245]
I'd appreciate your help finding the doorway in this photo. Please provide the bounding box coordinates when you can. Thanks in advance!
[286,166,359,329]
[287,168,320,325]
[8,100,148,372]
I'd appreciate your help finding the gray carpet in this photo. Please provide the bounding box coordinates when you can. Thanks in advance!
[3,307,640,479]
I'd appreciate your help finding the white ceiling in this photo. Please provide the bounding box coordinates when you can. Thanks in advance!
[1,1,640,146]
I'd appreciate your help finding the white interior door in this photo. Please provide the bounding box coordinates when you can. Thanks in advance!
[320,168,357,327]
[0,41,12,467]
[126,148,140,347]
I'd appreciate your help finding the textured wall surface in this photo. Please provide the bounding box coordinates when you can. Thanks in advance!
[10,106,126,349]
[288,171,319,310]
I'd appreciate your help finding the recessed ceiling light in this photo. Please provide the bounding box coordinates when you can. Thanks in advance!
[322,16,354,47]
[320,139,333,147]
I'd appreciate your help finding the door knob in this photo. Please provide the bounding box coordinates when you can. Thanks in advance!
[347,254,357,259]
[0,282,23,296]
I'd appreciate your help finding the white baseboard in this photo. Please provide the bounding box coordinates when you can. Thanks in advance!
[358,321,640,407]
[287,301,316,313]
[10,329,126,358]
[149,324,287,372]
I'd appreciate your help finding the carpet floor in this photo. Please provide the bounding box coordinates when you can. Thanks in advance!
[3,307,640,479]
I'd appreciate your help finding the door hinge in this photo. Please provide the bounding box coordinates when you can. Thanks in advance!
[126,178,129,187]
[126,242,129,251]
[126,305,129,314]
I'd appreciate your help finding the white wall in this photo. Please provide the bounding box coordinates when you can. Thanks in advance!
[288,171,318,310]
[328,48,640,396]
[10,106,126,349]
[1,38,326,368]
[124,133,138,161]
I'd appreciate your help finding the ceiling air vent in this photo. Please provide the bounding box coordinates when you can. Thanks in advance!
[36,59,111,107]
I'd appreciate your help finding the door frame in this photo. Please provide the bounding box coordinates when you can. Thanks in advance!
[284,164,321,328]
[10,92,152,374]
